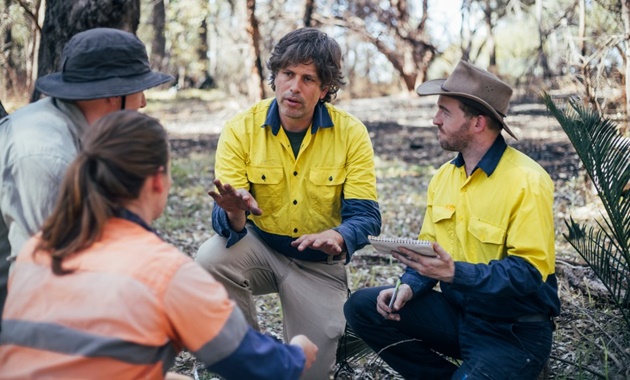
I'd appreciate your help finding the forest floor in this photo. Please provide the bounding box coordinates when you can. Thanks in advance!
[143,90,630,379]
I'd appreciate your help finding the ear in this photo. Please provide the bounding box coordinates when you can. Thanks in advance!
[150,167,167,194]
[473,115,489,133]
[319,86,329,100]
[104,96,122,111]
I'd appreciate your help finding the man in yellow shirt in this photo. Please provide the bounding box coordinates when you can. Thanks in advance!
[196,28,381,380]
[344,60,560,379]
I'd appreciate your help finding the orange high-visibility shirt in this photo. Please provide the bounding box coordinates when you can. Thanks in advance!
[0,218,248,379]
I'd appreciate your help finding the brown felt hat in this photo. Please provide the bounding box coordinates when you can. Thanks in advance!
[416,60,516,139]
[36,28,173,100]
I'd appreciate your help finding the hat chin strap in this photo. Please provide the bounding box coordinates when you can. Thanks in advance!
[120,95,126,110]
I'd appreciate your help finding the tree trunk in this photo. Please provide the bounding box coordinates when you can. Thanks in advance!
[150,0,167,72]
[32,0,140,102]
[304,0,315,27]
[246,0,264,101]
[535,0,551,79]
[578,0,586,56]
[622,0,630,133]
[460,0,473,62]
[3,0,18,95]
[26,0,44,91]
[483,0,496,73]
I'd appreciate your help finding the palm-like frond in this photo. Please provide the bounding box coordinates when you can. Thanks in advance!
[335,324,375,366]
[543,93,630,329]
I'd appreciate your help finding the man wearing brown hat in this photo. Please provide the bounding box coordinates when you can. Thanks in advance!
[0,28,173,323]
[344,60,560,379]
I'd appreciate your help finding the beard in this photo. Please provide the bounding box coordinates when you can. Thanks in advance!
[438,119,473,152]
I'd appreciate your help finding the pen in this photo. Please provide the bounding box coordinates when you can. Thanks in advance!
[388,278,402,309]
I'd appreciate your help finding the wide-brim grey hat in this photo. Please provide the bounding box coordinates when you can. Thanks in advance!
[36,28,173,100]
[416,60,517,139]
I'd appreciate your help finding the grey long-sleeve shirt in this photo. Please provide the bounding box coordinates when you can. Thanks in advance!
[0,97,88,319]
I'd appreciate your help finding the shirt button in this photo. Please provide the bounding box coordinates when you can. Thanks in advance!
[293,171,298,176]
[293,200,298,205]
[261,175,266,181]
[329,176,333,181]
[294,228,298,233]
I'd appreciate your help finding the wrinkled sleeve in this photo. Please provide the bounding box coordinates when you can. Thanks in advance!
[400,266,438,298]
[4,154,70,258]
[207,327,305,380]
[163,261,305,379]
[334,120,381,260]
[211,205,248,248]
[451,256,543,296]
[334,198,380,262]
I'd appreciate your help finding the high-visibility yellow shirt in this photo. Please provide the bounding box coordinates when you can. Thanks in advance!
[401,136,560,319]
[420,142,555,280]
[212,98,381,261]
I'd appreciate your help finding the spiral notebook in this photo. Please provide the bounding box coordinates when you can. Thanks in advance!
[368,236,436,257]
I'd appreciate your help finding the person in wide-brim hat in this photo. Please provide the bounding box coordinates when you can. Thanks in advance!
[415,59,517,140]
[36,28,173,100]
[344,59,559,380]
[0,27,174,322]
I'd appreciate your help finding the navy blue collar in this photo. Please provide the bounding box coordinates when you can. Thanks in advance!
[262,99,334,135]
[451,134,507,176]
[115,208,158,235]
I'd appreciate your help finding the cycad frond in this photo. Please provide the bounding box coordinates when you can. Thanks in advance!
[543,93,630,329]
[335,324,374,365]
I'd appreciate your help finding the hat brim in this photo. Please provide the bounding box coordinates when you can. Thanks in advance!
[36,71,174,100]
[416,79,517,139]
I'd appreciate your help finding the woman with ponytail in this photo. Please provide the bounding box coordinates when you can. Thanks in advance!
[0,110,317,380]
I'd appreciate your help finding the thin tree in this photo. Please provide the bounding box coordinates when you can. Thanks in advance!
[150,0,167,72]
[32,0,140,102]
[246,0,264,101]
[304,0,315,27]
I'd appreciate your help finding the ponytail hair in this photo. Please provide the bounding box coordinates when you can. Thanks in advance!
[37,110,169,274]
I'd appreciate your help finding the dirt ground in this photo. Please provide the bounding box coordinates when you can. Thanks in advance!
[156,92,628,379]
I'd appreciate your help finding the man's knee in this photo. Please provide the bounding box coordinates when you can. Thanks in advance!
[195,235,228,271]
[344,286,383,327]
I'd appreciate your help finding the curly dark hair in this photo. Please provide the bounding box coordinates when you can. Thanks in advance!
[267,28,346,103]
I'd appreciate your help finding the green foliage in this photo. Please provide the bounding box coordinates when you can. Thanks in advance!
[543,93,630,330]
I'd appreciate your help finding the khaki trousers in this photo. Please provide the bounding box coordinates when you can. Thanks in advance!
[195,227,348,380]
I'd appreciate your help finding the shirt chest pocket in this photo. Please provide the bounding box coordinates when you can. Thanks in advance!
[468,218,506,260]
[247,166,284,215]
[308,167,346,216]
[432,205,455,223]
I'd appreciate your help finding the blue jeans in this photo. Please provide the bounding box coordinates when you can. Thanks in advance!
[344,286,553,380]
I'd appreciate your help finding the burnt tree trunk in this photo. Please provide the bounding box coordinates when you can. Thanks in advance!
[197,2,210,88]
[246,0,264,101]
[32,0,140,102]
[304,0,315,27]
[150,0,167,72]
